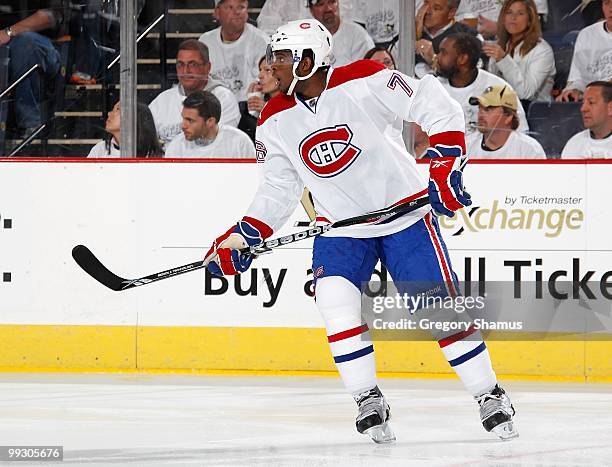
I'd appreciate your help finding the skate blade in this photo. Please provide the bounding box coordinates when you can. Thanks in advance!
[364,421,396,444]
[492,421,519,441]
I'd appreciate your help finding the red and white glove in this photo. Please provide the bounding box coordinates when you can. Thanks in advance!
[427,144,472,217]
[204,217,272,277]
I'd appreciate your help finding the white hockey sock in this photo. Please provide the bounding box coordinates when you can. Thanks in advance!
[438,325,497,397]
[315,276,377,395]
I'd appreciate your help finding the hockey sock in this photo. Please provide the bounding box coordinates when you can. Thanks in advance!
[438,325,497,397]
[315,276,377,395]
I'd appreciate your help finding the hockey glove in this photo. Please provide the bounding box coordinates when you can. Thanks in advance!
[204,217,272,277]
[427,145,472,217]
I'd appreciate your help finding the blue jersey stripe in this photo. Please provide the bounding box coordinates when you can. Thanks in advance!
[333,345,374,363]
[448,342,486,367]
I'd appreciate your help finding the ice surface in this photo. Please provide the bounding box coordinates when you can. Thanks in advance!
[0,374,610,466]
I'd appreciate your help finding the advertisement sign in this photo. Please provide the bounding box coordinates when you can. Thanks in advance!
[0,161,610,333]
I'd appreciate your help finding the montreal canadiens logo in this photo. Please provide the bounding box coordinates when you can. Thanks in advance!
[299,22,311,29]
[299,125,362,178]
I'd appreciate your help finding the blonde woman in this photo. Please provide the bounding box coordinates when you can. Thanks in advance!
[483,0,555,106]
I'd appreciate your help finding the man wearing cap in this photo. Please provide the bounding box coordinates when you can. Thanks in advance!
[307,0,374,66]
[466,84,546,159]
[199,0,269,103]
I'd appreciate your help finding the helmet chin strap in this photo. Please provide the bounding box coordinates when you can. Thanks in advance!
[287,59,318,95]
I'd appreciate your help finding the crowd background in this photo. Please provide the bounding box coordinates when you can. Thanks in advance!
[0,0,610,159]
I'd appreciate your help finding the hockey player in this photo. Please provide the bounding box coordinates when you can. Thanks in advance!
[204,19,517,443]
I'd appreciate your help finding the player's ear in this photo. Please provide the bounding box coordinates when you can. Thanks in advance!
[297,56,315,77]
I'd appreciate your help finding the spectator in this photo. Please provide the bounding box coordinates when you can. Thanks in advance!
[199,0,269,103]
[87,101,163,158]
[562,81,612,158]
[307,0,374,67]
[436,33,530,135]
[455,0,548,37]
[165,90,255,159]
[557,0,612,102]
[246,57,282,118]
[149,40,240,145]
[485,0,555,107]
[414,0,478,77]
[466,84,546,158]
[240,56,282,140]
[257,0,358,36]
[0,3,74,136]
[351,0,400,48]
[364,46,396,69]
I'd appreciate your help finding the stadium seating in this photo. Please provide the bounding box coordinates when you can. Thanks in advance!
[527,101,583,157]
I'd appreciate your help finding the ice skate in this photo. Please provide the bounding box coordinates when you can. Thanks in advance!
[353,386,396,444]
[476,384,518,440]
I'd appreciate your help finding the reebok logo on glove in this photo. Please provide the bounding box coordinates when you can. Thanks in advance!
[427,144,472,218]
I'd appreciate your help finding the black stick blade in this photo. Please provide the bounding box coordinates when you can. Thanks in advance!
[72,245,129,291]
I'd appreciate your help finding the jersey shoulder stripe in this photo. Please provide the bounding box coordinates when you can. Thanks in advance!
[257,60,385,126]
[258,94,297,126]
[328,60,386,90]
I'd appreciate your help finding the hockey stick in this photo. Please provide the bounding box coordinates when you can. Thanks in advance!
[244,195,430,255]
[72,196,429,291]
[72,245,205,291]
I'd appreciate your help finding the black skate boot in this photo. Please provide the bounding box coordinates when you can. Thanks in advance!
[476,384,518,440]
[353,386,396,444]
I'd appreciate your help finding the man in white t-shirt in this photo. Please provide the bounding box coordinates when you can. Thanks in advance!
[165,90,255,158]
[562,81,612,158]
[466,84,546,159]
[199,0,270,102]
[257,0,358,36]
[436,33,529,135]
[558,0,612,102]
[351,0,399,46]
[307,0,374,67]
[149,39,240,145]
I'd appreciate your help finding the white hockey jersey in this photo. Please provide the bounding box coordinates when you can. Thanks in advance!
[246,60,466,238]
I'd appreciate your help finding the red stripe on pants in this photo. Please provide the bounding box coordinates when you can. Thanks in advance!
[328,324,369,343]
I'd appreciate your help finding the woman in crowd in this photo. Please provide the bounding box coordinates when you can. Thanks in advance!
[87,101,163,158]
[483,0,555,109]
[239,56,282,141]
[364,46,397,70]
